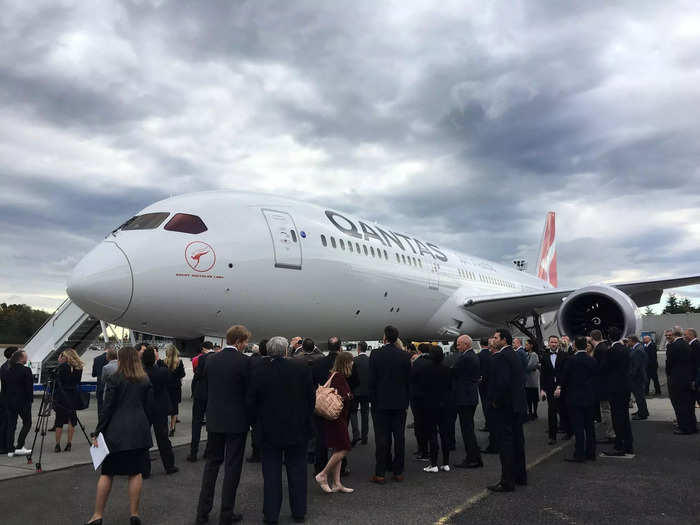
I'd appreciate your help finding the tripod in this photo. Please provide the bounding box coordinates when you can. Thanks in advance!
[27,376,92,473]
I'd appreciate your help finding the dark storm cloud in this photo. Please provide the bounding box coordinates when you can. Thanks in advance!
[2,0,700,311]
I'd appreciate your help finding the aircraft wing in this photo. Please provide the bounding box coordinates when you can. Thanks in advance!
[462,273,700,321]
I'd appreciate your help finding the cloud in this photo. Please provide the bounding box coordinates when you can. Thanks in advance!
[2,0,700,314]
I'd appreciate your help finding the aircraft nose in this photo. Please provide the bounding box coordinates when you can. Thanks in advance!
[67,241,133,322]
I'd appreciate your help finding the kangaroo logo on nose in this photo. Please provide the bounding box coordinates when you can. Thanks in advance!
[185,242,216,272]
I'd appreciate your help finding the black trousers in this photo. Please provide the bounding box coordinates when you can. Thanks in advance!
[545,390,558,439]
[411,400,429,456]
[569,404,596,459]
[425,404,450,467]
[478,386,489,427]
[457,404,481,464]
[632,382,649,418]
[490,407,526,489]
[313,414,327,474]
[646,366,661,394]
[609,391,634,452]
[669,384,698,433]
[372,409,406,477]
[251,417,262,458]
[261,442,308,522]
[146,416,175,475]
[197,431,247,522]
[6,404,32,449]
[349,396,369,442]
[445,400,457,451]
[525,388,539,416]
[190,397,207,457]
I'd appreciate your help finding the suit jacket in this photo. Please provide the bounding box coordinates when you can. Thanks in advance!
[592,341,610,400]
[666,338,694,389]
[644,341,658,369]
[561,352,598,407]
[203,346,250,434]
[487,346,526,414]
[192,351,212,401]
[410,354,432,400]
[368,343,411,410]
[1,363,33,409]
[294,349,324,366]
[247,356,315,446]
[352,353,370,397]
[145,364,172,421]
[477,348,491,392]
[540,351,559,393]
[629,344,648,387]
[92,353,107,386]
[608,341,631,394]
[95,372,153,452]
[689,339,700,382]
[413,362,452,408]
[451,349,480,406]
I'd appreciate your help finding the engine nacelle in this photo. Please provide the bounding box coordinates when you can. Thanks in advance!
[557,284,641,338]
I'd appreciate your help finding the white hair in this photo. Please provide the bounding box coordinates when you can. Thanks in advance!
[267,336,288,358]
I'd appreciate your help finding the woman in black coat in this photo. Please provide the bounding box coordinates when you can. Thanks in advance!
[54,349,83,452]
[85,346,153,525]
[162,344,185,436]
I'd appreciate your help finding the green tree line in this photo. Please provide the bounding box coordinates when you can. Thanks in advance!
[0,303,52,344]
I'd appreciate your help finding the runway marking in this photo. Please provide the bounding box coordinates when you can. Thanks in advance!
[434,442,571,524]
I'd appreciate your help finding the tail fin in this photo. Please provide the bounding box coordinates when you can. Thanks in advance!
[536,212,557,287]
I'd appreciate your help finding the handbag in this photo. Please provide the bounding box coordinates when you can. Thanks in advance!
[314,372,343,421]
[76,390,91,411]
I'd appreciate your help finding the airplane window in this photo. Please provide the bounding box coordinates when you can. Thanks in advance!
[290,230,298,243]
[396,253,400,263]
[384,250,388,260]
[120,212,170,231]
[339,239,345,250]
[419,259,423,268]
[370,246,375,257]
[349,242,354,253]
[321,235,327,247]
[331,237,337,248]
[401,254,406,264]
[356,242,361,253]
[164,213,207,234]
[363,245,368,255]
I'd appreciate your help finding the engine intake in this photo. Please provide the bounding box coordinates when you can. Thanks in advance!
[557,285,641,338]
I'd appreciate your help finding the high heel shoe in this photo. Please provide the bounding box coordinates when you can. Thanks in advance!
[64,442,71,452]
[84,518,102,525]
[54,444,61,453]
[130,516,142,525]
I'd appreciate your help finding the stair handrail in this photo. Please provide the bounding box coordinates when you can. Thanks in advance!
[23,297,71,348]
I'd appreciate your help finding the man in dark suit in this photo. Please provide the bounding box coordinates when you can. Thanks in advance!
[628,335,649,420]
[452,335,482,468]
[540,335,568,445]
[369,325,411,483]
[590,330,614,443]
[247,336,315,524]
[0,347,18,453]
[410,343,432,461]
[602,326,634,456]
[188,341,215,462]
[196,325,252,525]
[477,337,495,449]
[2,350,33,454]
[643,336,660,395]
[350,341,370,446]
[667,327,697,435]
[91,346,108,419]
[487,328,526,492]
[559,336,598,461]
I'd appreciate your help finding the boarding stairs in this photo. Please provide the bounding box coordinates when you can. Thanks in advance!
[22,298,102,383]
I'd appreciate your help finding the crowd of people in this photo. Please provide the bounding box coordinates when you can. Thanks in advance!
[0,320,698,524]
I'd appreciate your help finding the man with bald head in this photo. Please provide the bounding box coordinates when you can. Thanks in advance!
[452,335,483,468]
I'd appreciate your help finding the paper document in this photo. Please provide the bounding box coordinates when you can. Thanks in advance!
[90,432,110,470]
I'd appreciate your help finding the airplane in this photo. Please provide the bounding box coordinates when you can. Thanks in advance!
[66,191,700,355]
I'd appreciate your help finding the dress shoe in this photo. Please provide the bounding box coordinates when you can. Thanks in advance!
[481,448,498,454]
[370,475,386,484]
[263,520,278,524]
[186,454,197,462]
[54,444,61,453]
[601,450,626,457]
[84,519,103,525]
[130,517,142,525]
[166,466,179,475]
[392,474,404,482]
[439,465,451,472]
[673,429,696,435]
[454,460,483,469]
[564,457,585,463]
[487,483,514,492]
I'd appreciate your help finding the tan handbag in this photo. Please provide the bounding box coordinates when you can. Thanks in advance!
[315,372,343,421]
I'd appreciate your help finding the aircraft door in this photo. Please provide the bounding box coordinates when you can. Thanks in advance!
[429,262,439,290]
[261,209,302,270]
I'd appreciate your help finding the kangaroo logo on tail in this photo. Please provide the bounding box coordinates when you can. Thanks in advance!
[536,212,557,288]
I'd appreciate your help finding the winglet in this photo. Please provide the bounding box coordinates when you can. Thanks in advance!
[536,212,557,287]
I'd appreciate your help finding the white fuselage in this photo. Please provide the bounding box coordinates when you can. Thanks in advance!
[67,191,552,342]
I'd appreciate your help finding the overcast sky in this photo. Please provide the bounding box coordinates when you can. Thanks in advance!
[2,0,700,313]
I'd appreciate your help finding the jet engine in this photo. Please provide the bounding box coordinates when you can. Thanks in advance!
[557,284,641,338]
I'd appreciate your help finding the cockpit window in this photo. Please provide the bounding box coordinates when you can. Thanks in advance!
[119,212,170,231]
[164,213,208,234]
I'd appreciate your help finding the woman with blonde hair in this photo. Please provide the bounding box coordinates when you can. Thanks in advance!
[315,351,355,494]
[85,346,153,525]
[162,344,185,436]
[54,349,83,452]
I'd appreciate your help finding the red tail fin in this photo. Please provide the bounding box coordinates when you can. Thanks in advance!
[536,212,557,287]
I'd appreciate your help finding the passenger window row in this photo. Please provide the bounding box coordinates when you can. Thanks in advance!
[479,273,517,289]
[320,234,423,268]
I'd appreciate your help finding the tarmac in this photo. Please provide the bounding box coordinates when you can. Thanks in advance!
[2,366,699,525]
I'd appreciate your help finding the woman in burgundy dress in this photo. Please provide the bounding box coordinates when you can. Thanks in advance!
[315,352,355,494]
